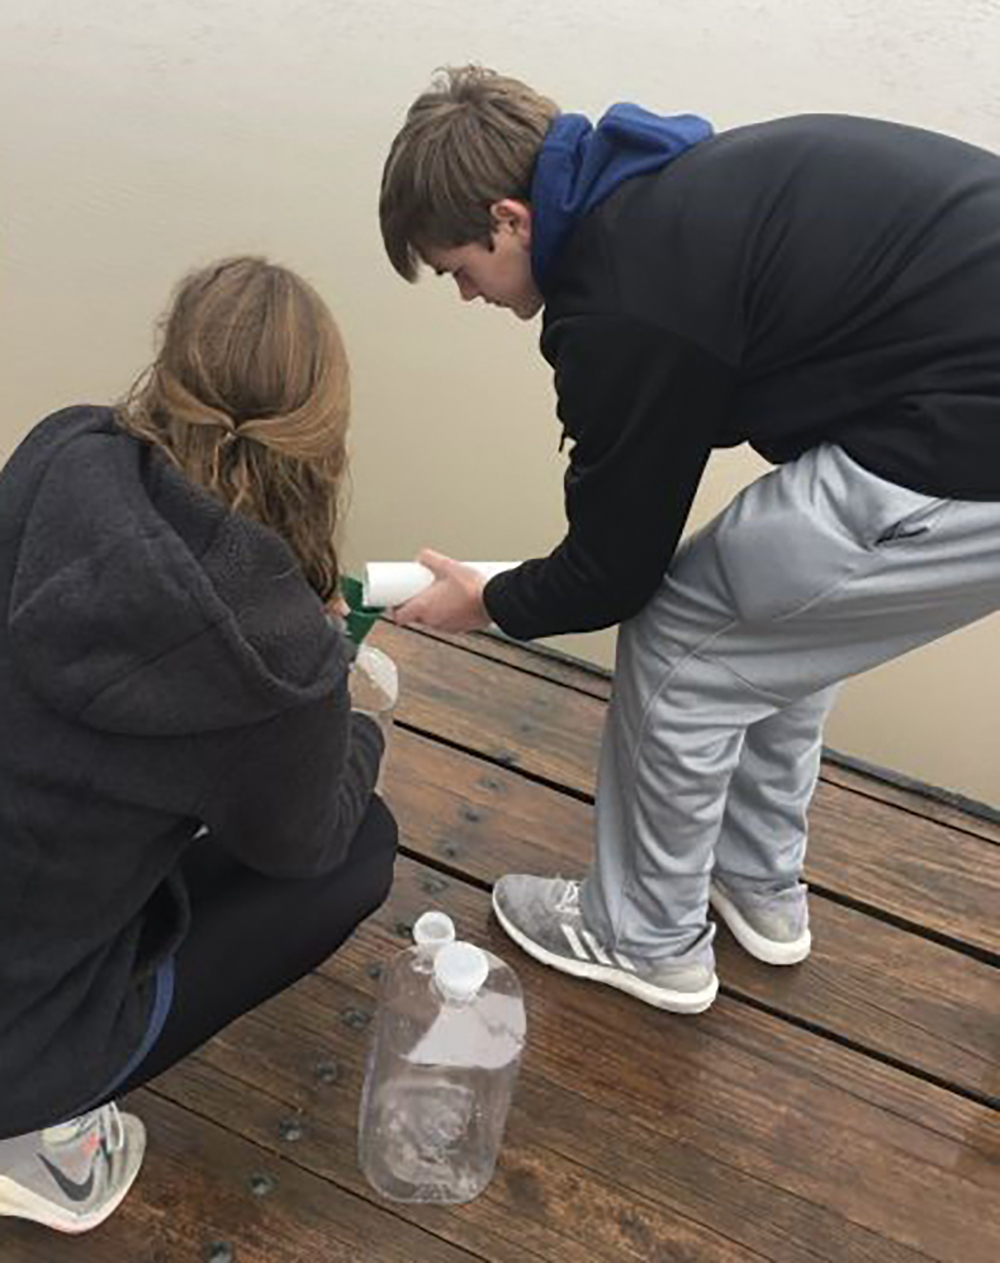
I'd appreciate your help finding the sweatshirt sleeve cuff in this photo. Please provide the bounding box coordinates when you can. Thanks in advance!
[483,568,537,642]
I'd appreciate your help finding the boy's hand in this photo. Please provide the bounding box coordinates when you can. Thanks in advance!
[392,549,491,633]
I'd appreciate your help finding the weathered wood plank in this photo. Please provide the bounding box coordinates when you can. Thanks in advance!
[159,1048,768,1263]
[153,970,934,1263]
[409,625,614,700]
[337,857,999,1148]
[383,728,1000,1105]
[346,859,999,1259]
[819,758,1000,845]
[1,1089,484,1263]
[409,627,1000,845]
[149,856,997,1262]
[373,623,1000,956]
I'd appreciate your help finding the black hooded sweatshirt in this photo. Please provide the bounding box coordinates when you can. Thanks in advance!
[0,406,384,1137]
[484,113,1000,641]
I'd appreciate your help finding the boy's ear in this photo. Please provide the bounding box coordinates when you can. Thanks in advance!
[489,199,532,241]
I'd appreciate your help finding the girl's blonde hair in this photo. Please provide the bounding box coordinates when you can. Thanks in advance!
[118,256,350,601]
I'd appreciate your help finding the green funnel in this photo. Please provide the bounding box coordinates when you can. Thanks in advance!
[340,574,383,645]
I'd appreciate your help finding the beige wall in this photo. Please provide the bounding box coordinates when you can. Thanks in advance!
[1,1,998,804]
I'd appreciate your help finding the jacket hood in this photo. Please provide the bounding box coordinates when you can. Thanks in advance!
[4,407,345,736]
[530,104,714,286]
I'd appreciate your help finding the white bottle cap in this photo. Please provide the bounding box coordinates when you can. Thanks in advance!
[412,911,456,949]
[433,941,490,1002]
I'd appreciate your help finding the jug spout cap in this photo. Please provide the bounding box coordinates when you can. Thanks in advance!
[434,942,489,1002]
[413,911,456,949]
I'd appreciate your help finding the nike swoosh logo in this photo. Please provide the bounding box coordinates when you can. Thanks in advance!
[38,1154,95,1203]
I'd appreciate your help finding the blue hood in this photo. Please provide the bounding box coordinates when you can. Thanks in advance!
[530,104,714,287]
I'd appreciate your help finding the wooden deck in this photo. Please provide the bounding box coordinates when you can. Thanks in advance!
[6,623,999,1262]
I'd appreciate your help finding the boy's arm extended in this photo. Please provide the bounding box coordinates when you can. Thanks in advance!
[483,312,734,640]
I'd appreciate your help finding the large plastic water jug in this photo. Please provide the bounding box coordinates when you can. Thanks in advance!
[358,918,526,1203]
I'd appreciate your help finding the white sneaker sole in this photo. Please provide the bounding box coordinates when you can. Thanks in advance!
[709,883,811,966]
[492,890,718,1014]
[0,1119,146,1234]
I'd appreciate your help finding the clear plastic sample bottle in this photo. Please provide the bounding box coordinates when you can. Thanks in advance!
[358,931,526,1204]
[349,644,398,790]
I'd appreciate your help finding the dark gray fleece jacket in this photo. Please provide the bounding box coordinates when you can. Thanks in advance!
[0,405,383,1136]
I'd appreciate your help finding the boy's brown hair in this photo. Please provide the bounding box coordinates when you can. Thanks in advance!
[380,65,559,281]
[118,256,350,601]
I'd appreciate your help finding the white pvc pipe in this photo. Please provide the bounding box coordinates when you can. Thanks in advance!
[362,560,520,608]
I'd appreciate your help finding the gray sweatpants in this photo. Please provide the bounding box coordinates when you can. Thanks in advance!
[580,444,1000,963]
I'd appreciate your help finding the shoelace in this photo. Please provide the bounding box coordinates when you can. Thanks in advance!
[554,880,581,914]
[95,1103,125,1157]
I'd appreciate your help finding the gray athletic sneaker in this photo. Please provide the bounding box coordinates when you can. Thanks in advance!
[710,877,811,965]
[0,1102,146,1234]
[492,875,718,1014]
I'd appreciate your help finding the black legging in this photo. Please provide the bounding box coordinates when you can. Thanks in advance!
[106,794,397,1099]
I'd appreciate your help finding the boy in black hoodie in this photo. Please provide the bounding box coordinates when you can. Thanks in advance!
[379,65,1000,1014]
